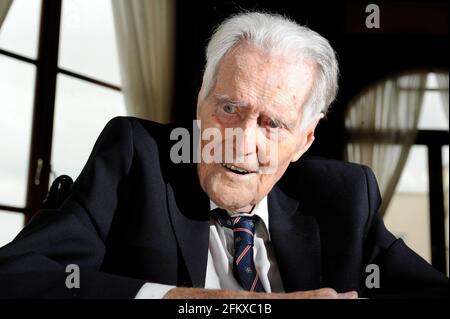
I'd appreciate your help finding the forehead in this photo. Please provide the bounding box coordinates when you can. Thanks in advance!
[214,43,317,118]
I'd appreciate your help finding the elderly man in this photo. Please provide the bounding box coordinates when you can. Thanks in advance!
[0,12,447,299]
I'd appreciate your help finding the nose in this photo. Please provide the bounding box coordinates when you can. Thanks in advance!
[230,121,272,166]
[241,121,278,168]
[237,125,257,161]
[221,121,256,165]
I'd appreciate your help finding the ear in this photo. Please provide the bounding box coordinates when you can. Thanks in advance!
[291,112,324,162]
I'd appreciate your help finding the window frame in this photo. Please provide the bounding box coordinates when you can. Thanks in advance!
[415,129,449,274]
[344,124,449,273]
[344,79,449,274]
[0,0,121,222]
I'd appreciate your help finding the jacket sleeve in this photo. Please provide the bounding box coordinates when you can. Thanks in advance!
[360,165,449,299]
[0,117,146,298]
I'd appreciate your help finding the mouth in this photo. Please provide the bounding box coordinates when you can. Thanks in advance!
[220,163,258,175]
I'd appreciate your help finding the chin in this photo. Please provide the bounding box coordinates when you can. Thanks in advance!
[208,181,256,211]
[214,196,252,211]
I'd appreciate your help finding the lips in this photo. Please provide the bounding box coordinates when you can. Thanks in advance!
[220,163,258,175]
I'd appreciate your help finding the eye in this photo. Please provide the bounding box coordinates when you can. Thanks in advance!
[267,119,280,129]
[223,104,237,114]
[260,117,281,129]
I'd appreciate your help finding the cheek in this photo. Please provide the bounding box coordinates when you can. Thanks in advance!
[200,109,227,136]
[257,172,281,197]
[198,162,214,187]
[273,140,300,165]
[199,162,222,181]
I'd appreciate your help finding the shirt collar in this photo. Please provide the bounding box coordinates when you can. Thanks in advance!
[209,196,270,240]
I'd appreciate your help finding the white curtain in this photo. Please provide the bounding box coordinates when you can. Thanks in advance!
[436,72,449,121]
[111,0,175,123]
[345,73,428,216]
[0,0,13,28]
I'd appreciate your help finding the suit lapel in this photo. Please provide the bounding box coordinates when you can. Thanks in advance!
[166,163,210,288]
[268,185,322,292]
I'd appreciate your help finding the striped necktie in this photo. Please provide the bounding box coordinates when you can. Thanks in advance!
[212,208,266,292]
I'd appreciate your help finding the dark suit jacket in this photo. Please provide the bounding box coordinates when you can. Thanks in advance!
[0,117,447,298]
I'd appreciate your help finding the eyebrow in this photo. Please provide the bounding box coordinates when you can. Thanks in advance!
[214,94,249,107]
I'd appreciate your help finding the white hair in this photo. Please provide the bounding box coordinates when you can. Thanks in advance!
[199,12,339,130]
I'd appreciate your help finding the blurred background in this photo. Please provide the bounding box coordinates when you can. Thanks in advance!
[0,0,448,275]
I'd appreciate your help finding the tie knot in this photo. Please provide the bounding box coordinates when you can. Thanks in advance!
[212,208,257,235]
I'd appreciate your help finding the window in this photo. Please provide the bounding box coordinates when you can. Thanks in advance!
[384,146,431,262]
[0,0,126,246]
[0,211,24,247]
[345,71,449,274]
[383,73,449,274]
[417,74,449,131]
[58,0,121,85]
[52,0,126,182]
[0,0,42,246]
[0,55,35,208]
[51,74,126,181]
[0,0,41,59]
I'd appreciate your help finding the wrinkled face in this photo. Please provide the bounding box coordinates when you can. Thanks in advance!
[197,43,322,212]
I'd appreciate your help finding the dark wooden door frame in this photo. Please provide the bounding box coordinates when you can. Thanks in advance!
[25,0,62,223]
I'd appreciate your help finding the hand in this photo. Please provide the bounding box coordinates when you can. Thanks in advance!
[163,287,358,299]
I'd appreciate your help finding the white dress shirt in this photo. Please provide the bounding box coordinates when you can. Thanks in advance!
[135,196,284,299]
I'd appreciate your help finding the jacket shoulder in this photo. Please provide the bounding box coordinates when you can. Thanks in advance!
[279,156,381,219]
[106,116,173,133]
[283,155,377,190]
